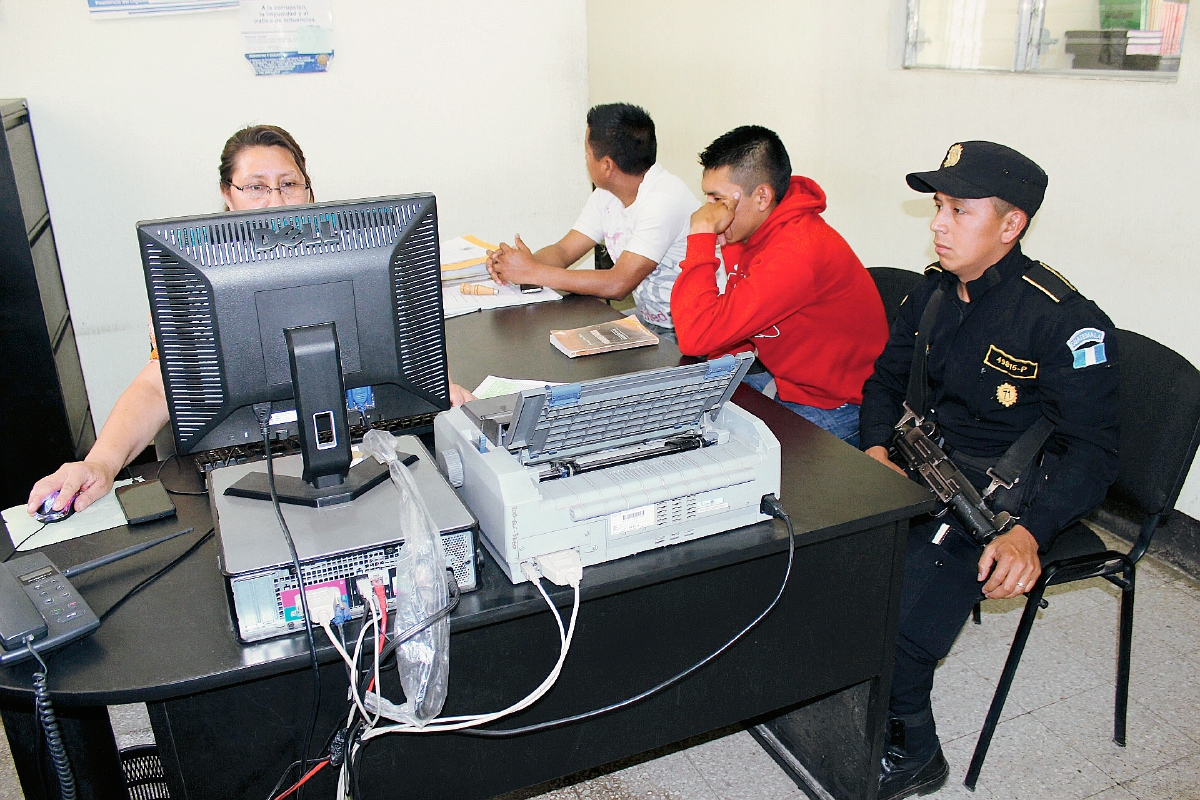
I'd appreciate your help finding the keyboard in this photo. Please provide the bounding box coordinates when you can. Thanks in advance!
[194,412,439,474]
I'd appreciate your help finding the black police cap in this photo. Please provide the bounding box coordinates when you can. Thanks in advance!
[906,141,1048,218]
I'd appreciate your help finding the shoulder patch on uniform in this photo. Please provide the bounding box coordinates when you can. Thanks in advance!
[1068,328,1107,369]
[985,345,1038,380]
[1022,262,1077,304]
[924,262,943,275]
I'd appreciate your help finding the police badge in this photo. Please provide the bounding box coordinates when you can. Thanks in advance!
[996,383,1018,407]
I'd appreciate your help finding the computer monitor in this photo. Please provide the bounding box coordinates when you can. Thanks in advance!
[139,194,449,506]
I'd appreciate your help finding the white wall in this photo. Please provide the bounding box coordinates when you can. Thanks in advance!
[588,0,1200,516]
[0,0,589,426]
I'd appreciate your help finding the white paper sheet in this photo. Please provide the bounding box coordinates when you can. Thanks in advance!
[472,376,562,400]
[442,280,560,318]
[3,480,133,552]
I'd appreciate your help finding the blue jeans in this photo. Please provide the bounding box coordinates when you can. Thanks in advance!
[742,369,861,447]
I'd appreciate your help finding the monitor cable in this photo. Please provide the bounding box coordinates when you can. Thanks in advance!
[154,454,208,497]
[256,405,321,800]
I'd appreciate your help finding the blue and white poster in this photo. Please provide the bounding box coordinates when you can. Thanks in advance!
[240,0,334,76]
[88,0,237,16]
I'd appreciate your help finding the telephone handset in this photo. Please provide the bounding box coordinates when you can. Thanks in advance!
[0,553,99,665]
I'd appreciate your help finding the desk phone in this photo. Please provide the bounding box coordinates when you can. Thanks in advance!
[0,553,99,665]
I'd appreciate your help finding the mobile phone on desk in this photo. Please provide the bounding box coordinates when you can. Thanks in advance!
[519,284,542,294]
[116,480,176,525]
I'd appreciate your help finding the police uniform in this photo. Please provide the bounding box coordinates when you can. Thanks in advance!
[859,142,1120,799]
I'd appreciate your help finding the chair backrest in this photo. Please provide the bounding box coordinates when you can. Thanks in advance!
[1107,329,1200,555]
[867,267,923,326]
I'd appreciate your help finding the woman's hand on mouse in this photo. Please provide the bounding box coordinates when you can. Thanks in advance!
[27,459,119,516]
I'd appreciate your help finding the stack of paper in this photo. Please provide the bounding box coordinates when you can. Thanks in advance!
[441,235,495,284]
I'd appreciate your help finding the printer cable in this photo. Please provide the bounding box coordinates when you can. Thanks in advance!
[357,554,581,740]
[461,493,796,737]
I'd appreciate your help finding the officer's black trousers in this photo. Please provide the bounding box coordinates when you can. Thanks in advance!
[890,518,986,751]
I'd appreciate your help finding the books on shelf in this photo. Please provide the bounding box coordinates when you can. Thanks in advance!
[1126,29,1164,55]
[549,316,659,358]
[1162,1,1188,56]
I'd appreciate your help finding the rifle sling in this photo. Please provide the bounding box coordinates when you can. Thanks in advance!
[905,286,944,418]
[903,283,1055,494]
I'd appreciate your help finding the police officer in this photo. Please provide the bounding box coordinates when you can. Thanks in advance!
[859,142,1120,799]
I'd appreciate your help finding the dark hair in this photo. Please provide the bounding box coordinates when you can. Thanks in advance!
[218,125,311,193]
[586,103,656,176]
[699,126,791,204]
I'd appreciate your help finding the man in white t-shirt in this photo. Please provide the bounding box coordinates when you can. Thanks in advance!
[486,103,699,336]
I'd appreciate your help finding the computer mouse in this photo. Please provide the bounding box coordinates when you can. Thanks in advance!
[34,491,76,524]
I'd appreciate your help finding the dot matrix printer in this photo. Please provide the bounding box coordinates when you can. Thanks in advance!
[433,352,781,584]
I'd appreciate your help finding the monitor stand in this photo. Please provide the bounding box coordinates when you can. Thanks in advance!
[224,322,396,508]
[223,459,391,508]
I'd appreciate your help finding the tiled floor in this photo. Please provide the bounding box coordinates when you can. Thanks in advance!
[0,529,1197,799]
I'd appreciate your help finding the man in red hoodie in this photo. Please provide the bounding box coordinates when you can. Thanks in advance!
[672,126,888,445]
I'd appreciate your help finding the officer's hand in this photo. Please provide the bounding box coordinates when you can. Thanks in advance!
[689,194,738,238]
[979,525,1041,599]
[865,445,907,476]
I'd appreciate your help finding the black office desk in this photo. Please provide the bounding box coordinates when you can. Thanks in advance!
[0,296,933,800]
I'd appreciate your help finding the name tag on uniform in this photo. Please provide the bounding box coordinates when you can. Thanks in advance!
[984,345,1038,380]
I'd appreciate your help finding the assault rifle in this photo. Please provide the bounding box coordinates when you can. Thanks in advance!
[891,403,1016,546]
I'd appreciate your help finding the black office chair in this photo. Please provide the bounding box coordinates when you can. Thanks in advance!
[867,266,923,326]
[964,328,1200,790]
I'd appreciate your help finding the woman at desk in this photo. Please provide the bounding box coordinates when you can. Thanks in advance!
[29,124,474,517]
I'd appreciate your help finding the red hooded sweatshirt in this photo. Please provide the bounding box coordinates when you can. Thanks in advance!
[672,176,887,408]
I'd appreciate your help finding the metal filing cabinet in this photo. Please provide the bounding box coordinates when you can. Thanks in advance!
[0,99,95,508]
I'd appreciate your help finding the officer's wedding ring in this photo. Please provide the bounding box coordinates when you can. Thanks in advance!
[1016,581,1026,588]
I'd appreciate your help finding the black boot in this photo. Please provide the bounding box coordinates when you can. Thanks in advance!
[878,718,949,800]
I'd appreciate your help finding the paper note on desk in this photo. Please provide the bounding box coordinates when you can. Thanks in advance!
[473,375,563,399]
[2,479,133,551]
[440,235,495,284]
[441,279,560,319]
